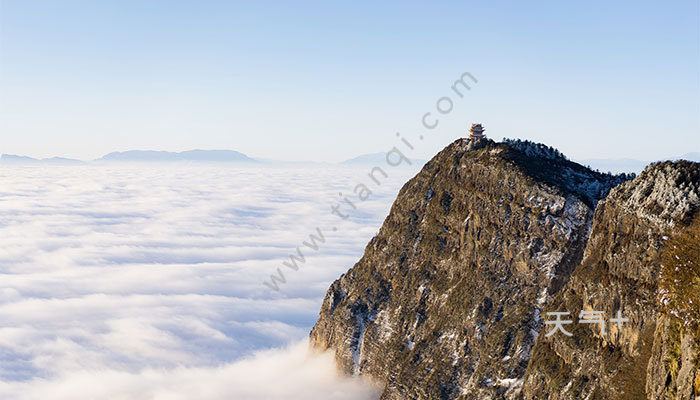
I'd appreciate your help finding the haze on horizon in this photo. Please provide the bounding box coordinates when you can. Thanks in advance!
[1,0,698,162]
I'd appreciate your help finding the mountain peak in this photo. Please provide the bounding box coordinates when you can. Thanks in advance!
[310,138,630,398]
[612,159,700,226]
[97,149,257,162]
[311,139,699,400]
[434,138,633,207]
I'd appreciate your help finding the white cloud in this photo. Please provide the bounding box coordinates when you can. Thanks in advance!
[0,163,419,398]
[0,340,382,400]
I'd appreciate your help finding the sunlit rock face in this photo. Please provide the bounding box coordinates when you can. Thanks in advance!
[310,139,634,399]
[523,160,700,400]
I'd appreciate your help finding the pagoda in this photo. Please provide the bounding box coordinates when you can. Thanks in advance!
[468,123,485,140]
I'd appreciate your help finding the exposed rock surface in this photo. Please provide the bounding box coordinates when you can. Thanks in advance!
[310,138,645,399]
[523,160,700,400]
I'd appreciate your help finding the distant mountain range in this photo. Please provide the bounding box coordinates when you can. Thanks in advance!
[98,149,256,162]
[0,150,256,165]
[0,149,424,166]
[340,152,427,166]
[0,154,85,165]
[1,149,698,169]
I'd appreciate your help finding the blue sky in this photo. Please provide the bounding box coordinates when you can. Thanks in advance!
[1,0,698,162]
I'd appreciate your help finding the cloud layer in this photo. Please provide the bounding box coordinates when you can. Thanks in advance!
[0,163,418,398]
[0,340,382,400]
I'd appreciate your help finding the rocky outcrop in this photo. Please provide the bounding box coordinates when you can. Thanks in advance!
[522,161,700,400]
[310,138,633,399]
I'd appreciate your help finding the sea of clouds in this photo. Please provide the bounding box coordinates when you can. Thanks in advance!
[0,163,420,399]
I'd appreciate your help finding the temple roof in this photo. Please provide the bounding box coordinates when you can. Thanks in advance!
[469,123,485,132]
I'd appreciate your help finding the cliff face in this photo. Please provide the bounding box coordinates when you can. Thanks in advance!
[523,161,700,400]
[311,138,700,399]
[310,139,632,399]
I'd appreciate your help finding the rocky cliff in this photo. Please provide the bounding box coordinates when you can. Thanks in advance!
[311,138,700,399]
[310,138,661,399]
[522,160,700,400]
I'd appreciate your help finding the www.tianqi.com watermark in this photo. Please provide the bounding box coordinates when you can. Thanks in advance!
[545,310,629,337]
[263,71,478,291]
